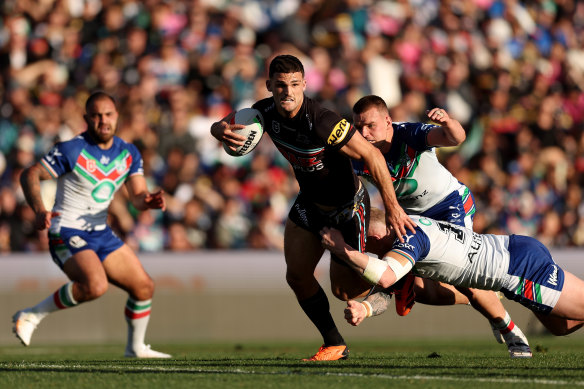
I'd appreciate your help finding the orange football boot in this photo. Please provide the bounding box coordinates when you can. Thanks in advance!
[302,345,349,361]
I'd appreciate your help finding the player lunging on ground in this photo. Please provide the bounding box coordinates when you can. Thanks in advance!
[322,208,584,347]
[211,55,416,361]
[13,92,170,358]
[351,95,531,358]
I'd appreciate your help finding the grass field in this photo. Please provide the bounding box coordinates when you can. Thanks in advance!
[2,336,584,388]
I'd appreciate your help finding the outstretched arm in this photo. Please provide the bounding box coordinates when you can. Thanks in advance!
[339,131,416,241]
[320,226,412,288]
[426,108,466,147]
[20,162,60,230]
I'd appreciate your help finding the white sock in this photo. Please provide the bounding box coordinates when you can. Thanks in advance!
[30,282,78,321]
[125,298,152,351]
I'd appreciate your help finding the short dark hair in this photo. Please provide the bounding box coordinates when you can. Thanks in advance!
[85,91,116,111]
[269,55,304,78]
[353,95,388,115]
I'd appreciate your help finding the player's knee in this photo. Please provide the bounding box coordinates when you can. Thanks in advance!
[285,270,307,290]
[133,277,155,301]
[78,279,108,301]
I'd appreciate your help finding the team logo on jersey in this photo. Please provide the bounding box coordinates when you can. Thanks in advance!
[327,119,350,146]
[69,236,88,249]
[100,155,110,165]
[87,159,96,173]
[272,121,281,134]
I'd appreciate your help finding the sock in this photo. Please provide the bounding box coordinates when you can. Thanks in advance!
[30,282,79,321]
[298,286,344,346]
[492,311,520,341]
[125,297,152,351]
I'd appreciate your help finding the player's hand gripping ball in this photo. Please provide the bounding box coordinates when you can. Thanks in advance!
[223,108,264,156]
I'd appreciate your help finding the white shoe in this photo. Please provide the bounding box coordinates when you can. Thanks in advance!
[125,344,171,359]
[490,322,504,344]
[507,339,533,359]
[12,309,41,347]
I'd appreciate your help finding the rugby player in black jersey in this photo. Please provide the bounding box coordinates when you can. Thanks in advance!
[211,55,416,360]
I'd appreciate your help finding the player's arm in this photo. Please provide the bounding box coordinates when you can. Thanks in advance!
[125,175,166,211]
[344,288,393,326]
[320,226,413,289]
[210,112,247,151]
[425,108,466,147]
[20,162,59,230]
[339,131,416,240]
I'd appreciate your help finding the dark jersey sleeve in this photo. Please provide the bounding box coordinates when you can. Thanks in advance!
[314,108,357,151]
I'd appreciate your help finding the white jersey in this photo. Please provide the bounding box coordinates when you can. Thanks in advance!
[353,122,461,213]
[389,215,564,314]
[390,215,511,290]
[40,132,143,232]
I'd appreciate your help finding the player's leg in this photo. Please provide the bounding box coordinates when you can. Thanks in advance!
[455,286,531,358]
[535,270,584,335]
[285,218,348,360]
[414,279,469,305]
[103,244,170,358]
[13,249,107,346]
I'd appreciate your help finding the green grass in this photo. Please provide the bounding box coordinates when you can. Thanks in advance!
[2,337,584,388]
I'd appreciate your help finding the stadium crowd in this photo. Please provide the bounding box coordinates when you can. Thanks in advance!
[0,0,583,253]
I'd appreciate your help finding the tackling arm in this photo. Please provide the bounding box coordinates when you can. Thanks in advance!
[320,226,412,289]
[339,131,416,240]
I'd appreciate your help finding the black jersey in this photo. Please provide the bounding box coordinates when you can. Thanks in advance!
[253,96,360,207]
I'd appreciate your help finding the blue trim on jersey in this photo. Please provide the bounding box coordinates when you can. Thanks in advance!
[391,225,430,265]
[420,187,475,227]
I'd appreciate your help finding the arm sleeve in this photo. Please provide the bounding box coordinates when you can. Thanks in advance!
[389,225,431,267]
[39,140,82,178]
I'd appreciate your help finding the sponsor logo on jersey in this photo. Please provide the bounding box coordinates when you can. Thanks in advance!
[395,233,416,251]
[45,146,63,165]
[548,265,558,286]
[327,119,350,146]
[69,236,88,248]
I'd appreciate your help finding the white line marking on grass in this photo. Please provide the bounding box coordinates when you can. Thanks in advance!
[11,363,584,387]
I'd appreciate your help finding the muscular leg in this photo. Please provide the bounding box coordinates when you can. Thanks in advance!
[414,279,470,305]
[330,260,372,301]
[12,250,108,346]
[536,270,584,335]
[102,244,167,357]
[285,219,345,347]
[455,287,505,322]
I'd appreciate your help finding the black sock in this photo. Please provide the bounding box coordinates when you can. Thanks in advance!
[298,286,345,346]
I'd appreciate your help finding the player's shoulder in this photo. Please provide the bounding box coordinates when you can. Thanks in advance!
[393,121,436,133]
[252,98,276,117]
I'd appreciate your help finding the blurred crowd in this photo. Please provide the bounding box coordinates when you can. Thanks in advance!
[0,0,583,254]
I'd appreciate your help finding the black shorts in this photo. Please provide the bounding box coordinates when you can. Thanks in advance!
[288,184,370,263]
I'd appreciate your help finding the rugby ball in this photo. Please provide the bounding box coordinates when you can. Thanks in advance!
[223,108,264,157]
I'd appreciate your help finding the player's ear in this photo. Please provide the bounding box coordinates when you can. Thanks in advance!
[266,80,272,92]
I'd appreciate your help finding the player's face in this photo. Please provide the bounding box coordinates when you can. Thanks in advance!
[84,98,119,147]
[266,72,306,118]
[353,107,392,151]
